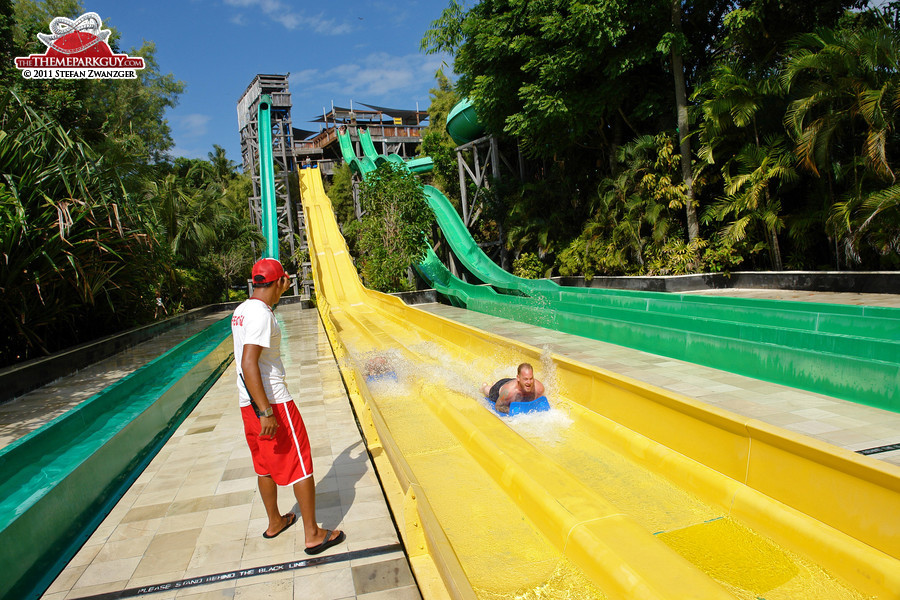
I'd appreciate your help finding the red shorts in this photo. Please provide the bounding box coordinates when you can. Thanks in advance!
[241,401,313,485]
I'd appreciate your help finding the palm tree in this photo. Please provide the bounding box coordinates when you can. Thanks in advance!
[783,21,900,265]
[704,137,798,270]
[208,144,237,188]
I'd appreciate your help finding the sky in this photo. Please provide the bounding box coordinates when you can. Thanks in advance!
[69,0,454,167]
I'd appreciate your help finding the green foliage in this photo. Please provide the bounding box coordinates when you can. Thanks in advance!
[0,90,158,366]
[356,163,434,292]
[512,252,545,279]
[422,0,897,275]
[326,162,356,233]
[555,134,682,276]
[644,238,748,276]
[426,0,673,160]
[781,21,900,266]
[8,2,185,160]
[85,41,185,162]
[0,2,257,367]
[228,288,248,302]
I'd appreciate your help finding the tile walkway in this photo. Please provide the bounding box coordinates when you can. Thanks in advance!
[418,288,900,467]
[686,288,900,307]
[39,306,419,600]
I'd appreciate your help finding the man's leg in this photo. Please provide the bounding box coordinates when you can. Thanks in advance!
[259,475,291,536]
[293,477,341,548]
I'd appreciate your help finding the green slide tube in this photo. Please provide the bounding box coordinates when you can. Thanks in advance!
[446,97,484,145]
[415,243,500,307]
[343,127,433,175]
[337,128,377,177]
[422,184,900,340]
[257,95,279,260]
[357,128,387,167]
[0,318,233,600]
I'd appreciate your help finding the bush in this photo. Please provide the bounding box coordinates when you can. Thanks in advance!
[512,252,546,279]
[356,163,434,292]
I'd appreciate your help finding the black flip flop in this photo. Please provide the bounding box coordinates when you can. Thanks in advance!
[262,512,297,539]
[305,529,346,555]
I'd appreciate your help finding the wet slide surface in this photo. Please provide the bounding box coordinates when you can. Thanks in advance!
[299,166,900,600]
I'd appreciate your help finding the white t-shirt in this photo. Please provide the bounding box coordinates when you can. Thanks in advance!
[231,298,292,407]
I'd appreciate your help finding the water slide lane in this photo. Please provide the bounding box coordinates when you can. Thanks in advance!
[351,127,434,174]
[0,319,233,600]
[358,128,388,167]
[299,166,900,600]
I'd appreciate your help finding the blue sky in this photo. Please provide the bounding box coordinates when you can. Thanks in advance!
[77,0,453,166]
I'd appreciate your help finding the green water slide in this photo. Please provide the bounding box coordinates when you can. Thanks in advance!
[447,97,484,145]
[415,244,500,307]
[416,252,899,411]
[0,319,232,600]
[423,184,560,294]
[356,127,434,174]
[337,128,376,176]
[357,128,387,167]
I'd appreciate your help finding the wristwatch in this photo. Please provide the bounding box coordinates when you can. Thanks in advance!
[259,406,274,418]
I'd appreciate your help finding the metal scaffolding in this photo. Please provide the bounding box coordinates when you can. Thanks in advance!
[237,74,311,297]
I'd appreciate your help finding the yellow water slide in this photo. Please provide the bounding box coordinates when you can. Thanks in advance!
[298,167,900,600]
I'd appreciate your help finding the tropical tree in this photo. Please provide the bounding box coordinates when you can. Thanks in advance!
[208,144,237,188]
[0,90,159,366]
[782,19,900,266]
[557,134,683,275]
[703,137,797,269]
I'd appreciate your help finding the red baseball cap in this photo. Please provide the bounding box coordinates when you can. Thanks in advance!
[251,258,286,284]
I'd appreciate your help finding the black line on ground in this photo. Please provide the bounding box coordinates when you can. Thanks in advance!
[68,543,403,599]
[856,442,900,455]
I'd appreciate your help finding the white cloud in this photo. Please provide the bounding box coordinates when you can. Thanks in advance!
[169,144,208,160]
[177,113,212,138]
[222,0,353,35]
[294,52,448,100]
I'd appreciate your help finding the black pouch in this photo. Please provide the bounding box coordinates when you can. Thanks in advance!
[239,373,264,417]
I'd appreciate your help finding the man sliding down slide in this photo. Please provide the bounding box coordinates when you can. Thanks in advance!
[480,363,545,414]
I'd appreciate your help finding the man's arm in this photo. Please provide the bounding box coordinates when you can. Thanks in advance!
[495,384,512,414]
[241,344,278,438]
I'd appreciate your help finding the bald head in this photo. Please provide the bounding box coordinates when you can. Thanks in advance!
[516,363,535,394]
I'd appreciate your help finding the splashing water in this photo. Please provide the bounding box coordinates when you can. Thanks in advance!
[505,406,574,446]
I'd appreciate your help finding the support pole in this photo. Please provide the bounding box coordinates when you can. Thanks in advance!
[257,94,279,260]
